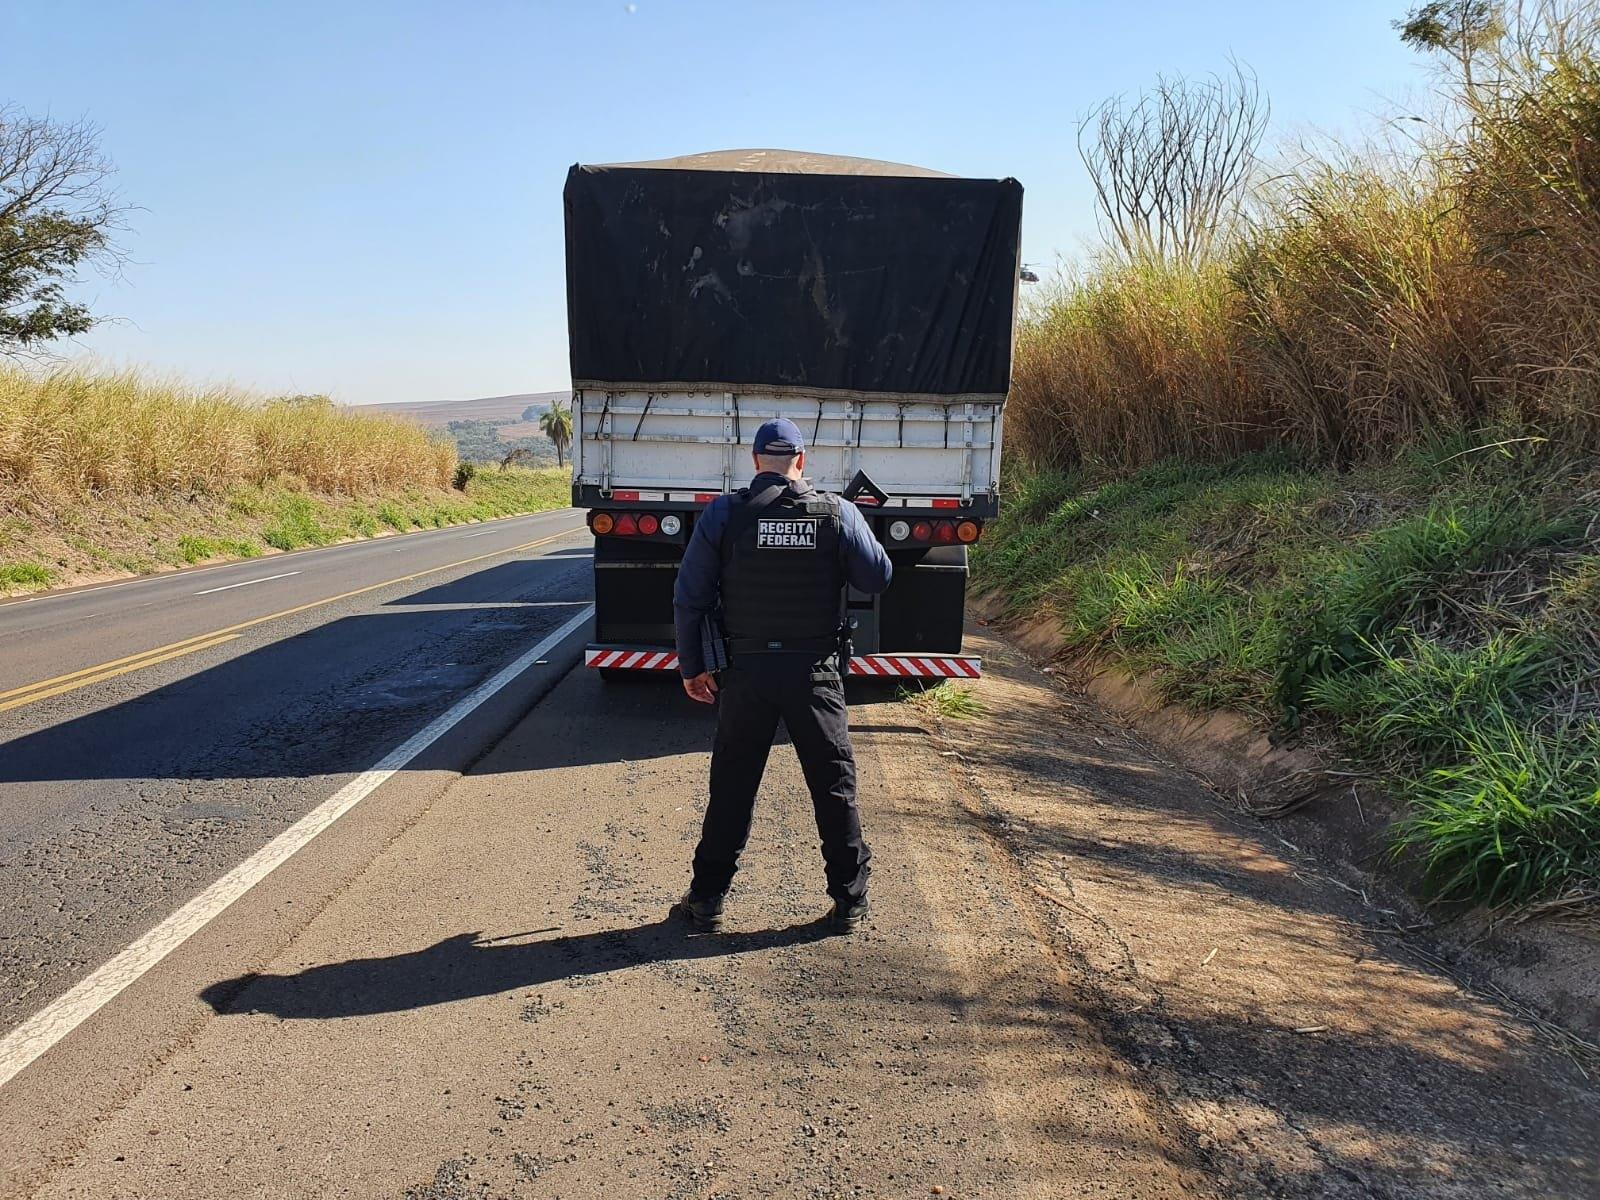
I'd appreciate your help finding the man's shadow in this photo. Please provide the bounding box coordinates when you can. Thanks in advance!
[200,916,837,1019]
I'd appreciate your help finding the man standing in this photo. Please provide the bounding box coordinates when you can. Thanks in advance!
[672,418,893,933]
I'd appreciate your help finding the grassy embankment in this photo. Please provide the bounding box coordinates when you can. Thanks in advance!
[0,368,570,593]
[976,25,1600,909]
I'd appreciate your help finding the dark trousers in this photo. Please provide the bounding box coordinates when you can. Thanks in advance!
[690,656,871,902]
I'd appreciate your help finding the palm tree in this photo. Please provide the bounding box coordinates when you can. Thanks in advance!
[539,398,574,468]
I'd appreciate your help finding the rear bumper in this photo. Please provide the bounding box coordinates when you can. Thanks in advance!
[584,645,981,678]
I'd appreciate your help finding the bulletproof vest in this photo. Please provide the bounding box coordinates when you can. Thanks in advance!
[719,483,846,647]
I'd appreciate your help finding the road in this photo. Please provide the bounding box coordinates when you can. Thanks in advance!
[2,522,1596,1198]
[0,509,591,1041]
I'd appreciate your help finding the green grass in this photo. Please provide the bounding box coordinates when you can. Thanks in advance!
[0,466,571,593]
[901,681,986,720]
[177,534,263,564]
[0,561,54,589]
[976,440,1600,909]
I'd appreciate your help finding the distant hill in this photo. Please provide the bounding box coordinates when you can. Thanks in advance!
[359,390,569,429]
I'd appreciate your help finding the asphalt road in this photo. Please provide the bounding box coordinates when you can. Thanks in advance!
[0,509,593,1039]
[2,520,1595,1198]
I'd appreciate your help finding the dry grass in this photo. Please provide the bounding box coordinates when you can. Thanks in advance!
[1009,21,1600,472]
[0,366,455,499]
[0,366,574,594]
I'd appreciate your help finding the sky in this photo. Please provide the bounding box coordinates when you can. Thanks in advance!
[1,1,1430,406]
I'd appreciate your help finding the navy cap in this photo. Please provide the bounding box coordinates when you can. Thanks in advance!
[753,417,805,457]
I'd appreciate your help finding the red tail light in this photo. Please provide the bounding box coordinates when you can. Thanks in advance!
[933,520,956,544]
[910,520,932,542]
[638,514,660,536]
[614,513,639,535]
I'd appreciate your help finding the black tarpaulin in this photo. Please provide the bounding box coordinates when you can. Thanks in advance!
[563,150,1022,399]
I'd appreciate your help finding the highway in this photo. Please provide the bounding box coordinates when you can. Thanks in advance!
[0,509,592,1041]
[2,507,1595,1199]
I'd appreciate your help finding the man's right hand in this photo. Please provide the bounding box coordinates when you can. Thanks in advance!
[683,672,719,704]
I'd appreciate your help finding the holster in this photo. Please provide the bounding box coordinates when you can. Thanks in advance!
[700,612,729,675]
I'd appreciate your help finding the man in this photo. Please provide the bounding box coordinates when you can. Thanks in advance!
[671,417,893,934]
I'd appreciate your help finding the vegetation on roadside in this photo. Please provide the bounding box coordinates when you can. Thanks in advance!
[1010,7,1600,472]
[901,681,986,720]
[0,366,570,591]
[984,6,1600,910]
[977,443,1599,908]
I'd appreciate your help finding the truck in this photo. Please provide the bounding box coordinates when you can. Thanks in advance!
[562,148,1023,682]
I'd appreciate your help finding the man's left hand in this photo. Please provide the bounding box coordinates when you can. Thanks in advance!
[683,672,719,704]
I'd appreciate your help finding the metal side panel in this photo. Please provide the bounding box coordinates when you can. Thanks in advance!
[572,388,1001,501]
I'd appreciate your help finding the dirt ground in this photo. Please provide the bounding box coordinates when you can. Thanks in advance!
[17,629,1599,1198]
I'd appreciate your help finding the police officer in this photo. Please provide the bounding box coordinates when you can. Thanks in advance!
[671,418,893,933]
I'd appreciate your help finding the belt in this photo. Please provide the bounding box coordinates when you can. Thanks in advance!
[727,636,840,655]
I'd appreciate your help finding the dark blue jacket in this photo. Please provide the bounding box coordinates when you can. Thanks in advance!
[673,472,893,677]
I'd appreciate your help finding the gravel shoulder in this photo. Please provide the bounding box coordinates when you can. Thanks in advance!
[17,628,1598,1198]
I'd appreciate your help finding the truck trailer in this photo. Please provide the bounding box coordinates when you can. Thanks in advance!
[563,149,1023,681]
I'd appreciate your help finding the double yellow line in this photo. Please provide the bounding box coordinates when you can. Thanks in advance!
[0,526,585,715]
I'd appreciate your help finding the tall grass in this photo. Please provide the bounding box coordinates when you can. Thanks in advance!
[0,366,456,500]
[975,445,1600,909]
[1010,20,1600,471]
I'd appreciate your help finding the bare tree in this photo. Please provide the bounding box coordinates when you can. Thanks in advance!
[0,107,127,352]
[1078,63,1269,266]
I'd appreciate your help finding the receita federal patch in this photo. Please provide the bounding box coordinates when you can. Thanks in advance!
[756,517,819,549]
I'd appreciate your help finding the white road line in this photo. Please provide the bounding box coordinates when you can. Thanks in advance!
[193,571,301,596]
[459,530,492,538]
[0,602,595,1093]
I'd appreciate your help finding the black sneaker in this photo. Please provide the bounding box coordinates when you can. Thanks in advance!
[828,895,871,933]
[672,890,724,932]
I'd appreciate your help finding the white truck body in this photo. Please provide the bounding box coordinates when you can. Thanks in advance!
[572,389,1002,508]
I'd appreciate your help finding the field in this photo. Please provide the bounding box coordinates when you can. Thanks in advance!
[0,367,570,593]
[360,390,567,428]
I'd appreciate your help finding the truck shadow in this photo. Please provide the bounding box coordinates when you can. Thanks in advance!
[0,555,599,785]
[200,918,838,1019]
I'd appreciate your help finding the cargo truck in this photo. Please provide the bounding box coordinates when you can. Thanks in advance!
[562,149,1023,682]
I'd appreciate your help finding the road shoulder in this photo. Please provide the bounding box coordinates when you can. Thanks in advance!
[919,629,1599,1198]
[17,658,1206,1199]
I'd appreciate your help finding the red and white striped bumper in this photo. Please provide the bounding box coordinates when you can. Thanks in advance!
[585,647,681,671]
[584,646,981,678]
[847,654,981,678]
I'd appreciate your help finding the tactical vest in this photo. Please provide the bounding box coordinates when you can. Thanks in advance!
[719,483,846,650]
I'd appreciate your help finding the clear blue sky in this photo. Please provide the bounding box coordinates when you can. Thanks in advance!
[2,1,1427,406]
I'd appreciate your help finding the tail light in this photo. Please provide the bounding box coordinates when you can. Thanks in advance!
[956,520,981,543]
[638,514,660,536]
[933,520,956,544]
[591,512,615,535]
[614,513,639,535]
[910,520,932,542]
